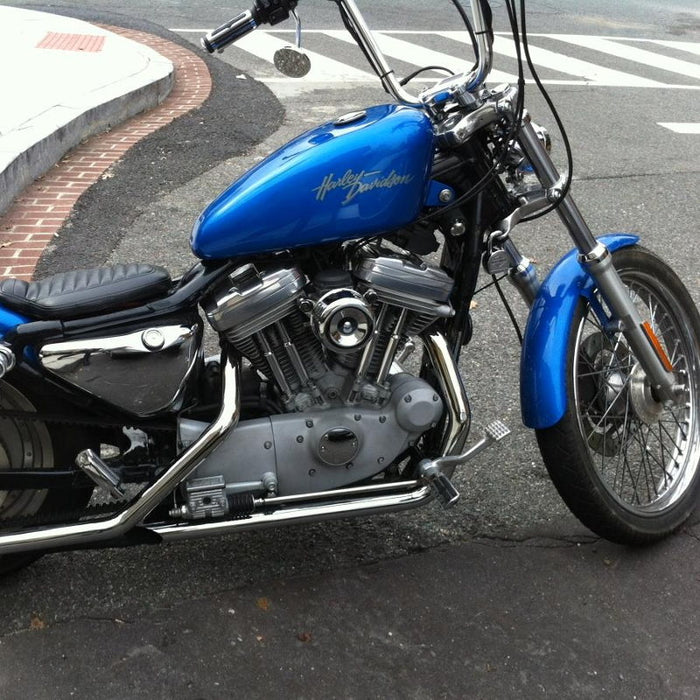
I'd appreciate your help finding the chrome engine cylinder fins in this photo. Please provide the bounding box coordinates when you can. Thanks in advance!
[203,263,306,342]
[353,251,455,319]
[311,288,375,353]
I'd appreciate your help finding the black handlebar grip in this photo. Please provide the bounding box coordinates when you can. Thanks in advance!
[201,1,299,54]
[201,9,260,53]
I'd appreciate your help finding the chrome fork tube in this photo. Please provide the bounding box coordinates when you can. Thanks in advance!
[0,352,242,555]
[517,116,677,400]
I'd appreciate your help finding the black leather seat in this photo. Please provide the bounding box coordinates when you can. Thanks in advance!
[0,264,172,321]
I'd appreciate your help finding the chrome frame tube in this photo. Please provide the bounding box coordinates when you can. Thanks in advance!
[0,353,242,555]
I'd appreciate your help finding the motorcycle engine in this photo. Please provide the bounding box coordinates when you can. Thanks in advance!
[184,247,453,517]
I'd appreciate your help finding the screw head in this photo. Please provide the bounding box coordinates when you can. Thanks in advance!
[296,435,304,444]
[439,188,453,203]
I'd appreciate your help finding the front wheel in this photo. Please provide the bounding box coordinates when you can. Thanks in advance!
[536,246,700,545]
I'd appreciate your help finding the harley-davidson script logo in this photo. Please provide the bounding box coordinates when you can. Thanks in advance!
[313,169,414,206]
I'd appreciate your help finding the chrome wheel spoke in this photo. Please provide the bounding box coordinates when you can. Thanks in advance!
[573,270,698,513]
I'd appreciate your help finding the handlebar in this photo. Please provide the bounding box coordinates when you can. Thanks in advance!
[202,0,494,108]
[202,0,298,53]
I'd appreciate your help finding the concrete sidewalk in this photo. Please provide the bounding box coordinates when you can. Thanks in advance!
[0,6,173,215]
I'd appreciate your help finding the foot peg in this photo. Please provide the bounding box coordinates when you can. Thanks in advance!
[75,449,126,499]
[419,461,461,507]
[419,420,511,509]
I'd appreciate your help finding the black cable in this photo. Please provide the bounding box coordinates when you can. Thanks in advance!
[493,275,524,345]
[517,0,574,222]
[400,66,454,87]
[416,0,527,224]
[473,273,507,295]
[449,0,478,73]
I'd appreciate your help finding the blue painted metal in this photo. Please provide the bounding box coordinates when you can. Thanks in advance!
[0,306,28,339]
[520,234,640,430]
[191,104,435,259]
[424,180,454,207]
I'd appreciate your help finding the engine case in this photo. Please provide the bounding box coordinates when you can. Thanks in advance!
[184,373,442,498]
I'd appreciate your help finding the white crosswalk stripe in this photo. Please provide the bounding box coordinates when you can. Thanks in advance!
[442,31,665,87]
[546,35,700,81]
[324,29,518,83]
[234,31,375,81]
[658,123,700,134]
[174,29,700,90]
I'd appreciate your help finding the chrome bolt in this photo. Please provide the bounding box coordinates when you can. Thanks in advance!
[439,188,453,203]
[450,220,466,237]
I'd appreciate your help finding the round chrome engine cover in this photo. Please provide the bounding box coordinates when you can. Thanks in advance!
[318,427,360,466]
[312,288,374,353]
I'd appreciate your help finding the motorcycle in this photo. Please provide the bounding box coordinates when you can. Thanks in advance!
[1,0,699,576]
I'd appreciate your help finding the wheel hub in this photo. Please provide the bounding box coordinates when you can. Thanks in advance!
[629,363,665,424]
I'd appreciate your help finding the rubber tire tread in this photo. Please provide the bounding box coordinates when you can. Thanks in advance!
[536,246,700,545]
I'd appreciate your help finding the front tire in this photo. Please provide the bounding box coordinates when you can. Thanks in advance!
[536,246,700,544]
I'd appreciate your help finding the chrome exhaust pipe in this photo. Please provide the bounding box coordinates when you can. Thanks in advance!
[0,353,241,555]
[149,331,471,542]
[1,331,470,554]
[153,482,433,542]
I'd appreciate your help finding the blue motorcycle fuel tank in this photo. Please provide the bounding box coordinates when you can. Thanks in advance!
[191,104,435,259]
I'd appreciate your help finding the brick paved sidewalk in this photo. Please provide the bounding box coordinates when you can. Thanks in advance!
[0,27,211,281]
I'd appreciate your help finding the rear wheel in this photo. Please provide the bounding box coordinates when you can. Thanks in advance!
[536,246,700,544]
[0,379,92,575]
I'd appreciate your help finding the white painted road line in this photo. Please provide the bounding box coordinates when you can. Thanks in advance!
[549,35,700,81]
[324,29,519,83]
[658,123,700,134]
[440,31,666,87]
[233,32,375,81]
[648,40,700,58]
[171,29,700,89]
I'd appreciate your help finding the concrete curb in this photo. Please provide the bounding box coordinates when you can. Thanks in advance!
[0,8,174,216]
[0,25,212,280]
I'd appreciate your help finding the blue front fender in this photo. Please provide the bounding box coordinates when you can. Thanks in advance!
[520,234,640,429]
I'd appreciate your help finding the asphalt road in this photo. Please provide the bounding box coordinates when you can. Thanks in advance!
[0,1,699,697]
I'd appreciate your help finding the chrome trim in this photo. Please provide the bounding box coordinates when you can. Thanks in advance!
[75,449,125,499]
[578,242,610,265]
[0,344,15,379]
[0,353,241,555]
[152,484,433,543]
[39,324,201,417]
[421,331,471,475]
[254,479,421,506]
[435,103,499,148]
